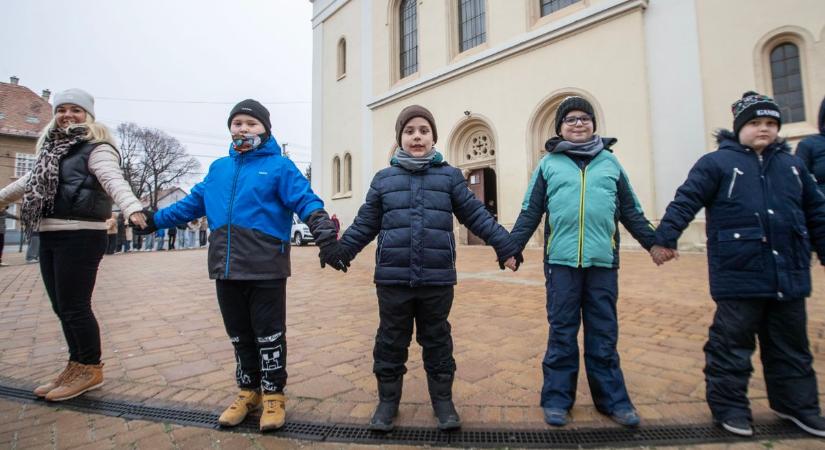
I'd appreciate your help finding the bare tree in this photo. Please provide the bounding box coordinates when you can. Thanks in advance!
[115,123,200,209]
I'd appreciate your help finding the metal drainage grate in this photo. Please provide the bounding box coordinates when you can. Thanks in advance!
[0,382,813,447]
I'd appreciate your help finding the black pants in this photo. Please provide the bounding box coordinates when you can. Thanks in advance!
[216,279,287,393]
[0,233,4,263]
[704,298,820,422]
[373,285,456,379]
[39,230,107,365]
[168,233,176,249]
[105,234,117,255]
[199,230,207,247]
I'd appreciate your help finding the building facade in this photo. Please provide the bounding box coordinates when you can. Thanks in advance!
[0,76,53,244]
[310,0,825,249]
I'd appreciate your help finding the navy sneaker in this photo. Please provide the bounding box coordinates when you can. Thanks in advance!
[543,408,568,426]
[775,412,825,438]
[719,417,753,437]
[610,408,641,428]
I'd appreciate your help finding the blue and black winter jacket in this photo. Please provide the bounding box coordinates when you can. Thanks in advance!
[339,152,519,287]
[795,97,825,194]
[655,130,825,301]
[154,136,323,280]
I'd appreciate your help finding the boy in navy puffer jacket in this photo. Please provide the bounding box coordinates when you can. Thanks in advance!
[327,105,521,432]
[653,92,825,438]
[137,100,346,432]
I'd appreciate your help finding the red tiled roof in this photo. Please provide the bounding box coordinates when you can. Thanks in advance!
[0,82,53,138]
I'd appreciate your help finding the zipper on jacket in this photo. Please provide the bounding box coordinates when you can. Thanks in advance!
[577,166,588,267]
[377,231,385,265]
[727,168,744,199]
[225,154,245,278]
[545,223,554,259]
[792,166,803,188]
[448,233,455,269]
[754,212,768,243]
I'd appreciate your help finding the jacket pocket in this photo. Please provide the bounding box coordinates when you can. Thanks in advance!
[792,224,812,269]
[717,227,764,271]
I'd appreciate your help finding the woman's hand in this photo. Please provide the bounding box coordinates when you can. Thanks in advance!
[129,211,148,229]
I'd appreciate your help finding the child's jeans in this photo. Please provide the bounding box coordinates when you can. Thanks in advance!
[216,279,288,393]
[704,297,820,422]
[541,263,633,414]
[373,285,456,380]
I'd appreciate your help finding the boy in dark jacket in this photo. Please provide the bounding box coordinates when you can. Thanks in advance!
[137,100,345,431]
[654,92,825,438]
[510,96,656,428]
[795,96,825,195]
[326,105,521,432]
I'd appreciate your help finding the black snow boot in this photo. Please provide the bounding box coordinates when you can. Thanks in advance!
[427,373,461,431]
[369,376,403,431]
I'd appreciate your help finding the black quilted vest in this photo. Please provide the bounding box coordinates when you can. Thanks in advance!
[45,141,114,221]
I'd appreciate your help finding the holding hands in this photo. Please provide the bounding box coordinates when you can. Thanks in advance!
[130,208,156,234]
[650,245,678,266]
[500,253,523,272]
[319,241,350,272]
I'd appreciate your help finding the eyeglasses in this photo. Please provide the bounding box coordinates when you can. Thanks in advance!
[562,115,593,126]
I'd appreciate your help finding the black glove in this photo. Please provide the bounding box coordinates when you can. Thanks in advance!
[319,242,350,272]
[498,252,524,271]
[306,209,350,272]
[131,208,158,235]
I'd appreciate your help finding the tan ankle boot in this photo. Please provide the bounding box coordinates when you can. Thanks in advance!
[260,392,286,431]
[33,361,79,398]
[45,363,104,401]
[218,389,261,427]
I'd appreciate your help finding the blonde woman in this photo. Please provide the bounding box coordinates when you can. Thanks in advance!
[0,88,146,401]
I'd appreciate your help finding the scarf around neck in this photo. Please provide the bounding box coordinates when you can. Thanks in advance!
[21,126,89,237]
[550,135,605,157]
[392,147,441,171]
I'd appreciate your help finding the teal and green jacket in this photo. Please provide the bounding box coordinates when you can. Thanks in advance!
[510,138,655,269]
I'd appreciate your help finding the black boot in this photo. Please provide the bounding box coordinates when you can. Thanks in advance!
[369,376,403,431]
[427,373,461,431]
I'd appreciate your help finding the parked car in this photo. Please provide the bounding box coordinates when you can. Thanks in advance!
[291,214,314,246]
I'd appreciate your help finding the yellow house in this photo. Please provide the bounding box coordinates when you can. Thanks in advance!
[310,0,825,249]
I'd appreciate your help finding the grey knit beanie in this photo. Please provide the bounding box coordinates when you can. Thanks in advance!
[53,88,95,118]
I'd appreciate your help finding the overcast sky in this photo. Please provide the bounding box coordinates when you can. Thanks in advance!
[0,0,314,189]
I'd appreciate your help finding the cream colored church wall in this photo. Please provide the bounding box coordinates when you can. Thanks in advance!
[319,0,364,226]
[694,0,825,149]
[369,9,656,234]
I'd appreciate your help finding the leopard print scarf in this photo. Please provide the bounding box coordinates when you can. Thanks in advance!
[21,126,88,237]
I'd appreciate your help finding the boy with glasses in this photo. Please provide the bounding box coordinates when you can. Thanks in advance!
[510,95,657,428]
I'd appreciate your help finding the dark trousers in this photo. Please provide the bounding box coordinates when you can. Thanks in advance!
[105,234,117,254]
[704,298,820,422]
[39,230,107,364]
[0,232,4,263]
[216,279,287,393]
[541,264,632,413]
[373,285,456,379]
[199,230,207,247]
[168,233,176,250]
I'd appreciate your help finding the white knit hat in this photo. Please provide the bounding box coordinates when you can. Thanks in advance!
[53,88,95,118]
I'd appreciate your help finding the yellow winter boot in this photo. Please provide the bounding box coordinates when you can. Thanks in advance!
[33,361,78,398]
[45,363,104,401]
[218,389,261,427]
[259,392,286,431]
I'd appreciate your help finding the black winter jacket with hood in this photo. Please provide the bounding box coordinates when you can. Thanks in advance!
[655,130,825,301]
[339,153,520,287]
[795,97,825,193]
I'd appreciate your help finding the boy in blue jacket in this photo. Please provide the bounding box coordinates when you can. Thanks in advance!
[654,92,825,438]
[326,105,521,432]
[137,100,345,431]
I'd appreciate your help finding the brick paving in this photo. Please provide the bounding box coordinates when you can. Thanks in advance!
[0,244,824,443]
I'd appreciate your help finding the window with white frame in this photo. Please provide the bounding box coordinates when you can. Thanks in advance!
[770,42,806,123]
[540,0,580,16]
[343,153,352,193]
[337,38,347,78]
[459,0,486,52]
[399,0,418,78]
[15,153,35,178]
[332,156,341,195]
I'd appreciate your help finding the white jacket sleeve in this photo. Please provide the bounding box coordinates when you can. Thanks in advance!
[88,144,143,218]
[0,173,30,209]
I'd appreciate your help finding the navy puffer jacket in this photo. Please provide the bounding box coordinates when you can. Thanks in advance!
[795,97,825,194]
[655,131,825,301]
[339,154,519,287]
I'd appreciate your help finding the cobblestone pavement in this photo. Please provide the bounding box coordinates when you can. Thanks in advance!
[0,244,824,442]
